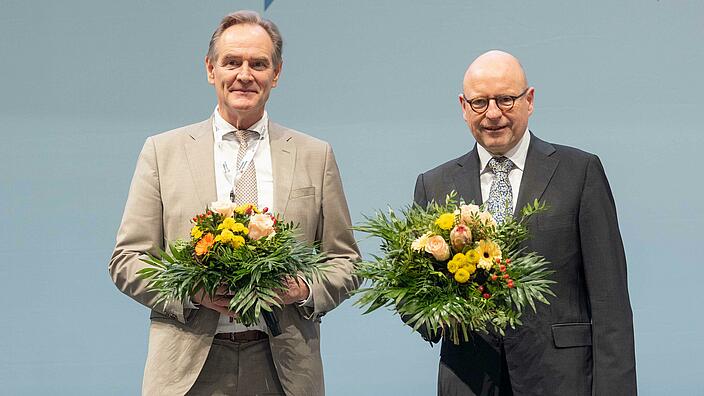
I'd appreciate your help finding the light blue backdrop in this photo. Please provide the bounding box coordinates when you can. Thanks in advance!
[1,1,702,394]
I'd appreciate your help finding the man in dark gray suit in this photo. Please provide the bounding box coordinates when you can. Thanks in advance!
[413,50,636,395]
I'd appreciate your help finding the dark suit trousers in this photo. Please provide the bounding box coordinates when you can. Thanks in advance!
[438,335,513,396]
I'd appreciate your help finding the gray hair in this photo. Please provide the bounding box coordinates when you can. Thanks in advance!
[206,10,283,68]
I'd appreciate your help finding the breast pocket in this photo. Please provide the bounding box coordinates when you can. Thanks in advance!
[537,213,577,232]
[289,186,315,199]
[551,322,592,348]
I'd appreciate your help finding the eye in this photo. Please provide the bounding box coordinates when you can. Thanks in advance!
[470,98,488,109]
[496,96,514,108]
[251,60,269,71]
[224,59,242,69]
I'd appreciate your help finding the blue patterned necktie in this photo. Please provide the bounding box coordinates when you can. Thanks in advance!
[486,156,514,224]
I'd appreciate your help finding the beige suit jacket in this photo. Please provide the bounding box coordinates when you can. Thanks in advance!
[109,119,360,396]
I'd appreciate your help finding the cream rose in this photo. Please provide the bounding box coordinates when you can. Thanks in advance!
[209,201,237,218]
[248,213,276,241]
[460,204,481,225]
[425,235,451,261]
[478,211,497,227]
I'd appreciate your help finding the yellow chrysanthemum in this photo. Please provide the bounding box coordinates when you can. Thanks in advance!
[190,225,203,239]
[447,260,459,274]
[452,253,466,262]
[218,217,236,231]
[476,240,502,270]
[465,249,480,265]
[231,235,245,248]
[232,222,248,234]
[217,229,235,242]
[464,264,477,275]
[454,268,470,283]
[435,213,455,230]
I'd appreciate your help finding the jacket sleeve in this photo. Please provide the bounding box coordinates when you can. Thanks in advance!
[299,143,361,319]
[109,137,193,323]
[578,155,637,394]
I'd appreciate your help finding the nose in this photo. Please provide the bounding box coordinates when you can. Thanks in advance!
[485,99,502,120]
[237,62,253,83]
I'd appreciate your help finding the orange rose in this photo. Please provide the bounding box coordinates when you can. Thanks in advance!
[195,233,215,255]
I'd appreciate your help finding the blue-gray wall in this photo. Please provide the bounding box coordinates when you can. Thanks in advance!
[1,1,702,394]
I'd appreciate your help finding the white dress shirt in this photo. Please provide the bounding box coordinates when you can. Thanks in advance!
[476,129,531,210]
[212,108,273,333]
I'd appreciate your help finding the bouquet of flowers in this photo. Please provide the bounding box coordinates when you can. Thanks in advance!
[354,193,555,344]
[138,201,327,332]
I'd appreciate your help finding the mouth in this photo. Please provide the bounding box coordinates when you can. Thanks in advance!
[230,88,258,94]
[482,125,508,132]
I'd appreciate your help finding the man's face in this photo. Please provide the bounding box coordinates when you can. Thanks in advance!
[460,63,534,155]
[206,23,281,128]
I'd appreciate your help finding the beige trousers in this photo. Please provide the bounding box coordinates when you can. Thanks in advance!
[186,338,284,396]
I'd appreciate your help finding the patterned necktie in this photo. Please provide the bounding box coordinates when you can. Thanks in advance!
[486,156,514,224]
[231,129,259,206]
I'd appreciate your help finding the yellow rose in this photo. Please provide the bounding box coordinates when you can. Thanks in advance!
[435,213,455,230]
[454,268,470,283]
[190,226,203,239]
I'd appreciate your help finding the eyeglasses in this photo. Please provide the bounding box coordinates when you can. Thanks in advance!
[462,88,529,113]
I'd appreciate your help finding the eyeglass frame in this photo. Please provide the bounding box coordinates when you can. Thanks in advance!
[461,87,530,114]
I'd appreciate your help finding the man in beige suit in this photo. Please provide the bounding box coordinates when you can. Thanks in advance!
[109,11,359,396]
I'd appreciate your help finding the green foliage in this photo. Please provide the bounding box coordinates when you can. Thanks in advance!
[138,211,327,327]
[353,193,554,344]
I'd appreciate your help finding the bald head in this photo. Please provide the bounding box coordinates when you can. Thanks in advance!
[464,50,528,92]
[459,50,534,155]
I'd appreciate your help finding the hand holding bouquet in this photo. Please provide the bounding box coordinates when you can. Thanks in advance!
[354,192,554,344]
[139,201,327,333]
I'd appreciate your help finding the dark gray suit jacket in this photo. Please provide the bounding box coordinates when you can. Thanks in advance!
[414,134,636,396]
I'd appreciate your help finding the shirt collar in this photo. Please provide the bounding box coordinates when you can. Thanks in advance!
[477,128,531,173]
[212,107,269,142]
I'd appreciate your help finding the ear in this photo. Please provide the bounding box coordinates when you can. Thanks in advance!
[272,61,283,88]
[205,56,215,85]
[525,87,535,116]
[459,94,469,122]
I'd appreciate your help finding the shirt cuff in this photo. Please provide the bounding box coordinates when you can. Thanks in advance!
[296,275,314,307]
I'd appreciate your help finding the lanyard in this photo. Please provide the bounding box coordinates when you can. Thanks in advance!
[217,131,265,201]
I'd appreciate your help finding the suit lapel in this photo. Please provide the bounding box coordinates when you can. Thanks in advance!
[515,133,558,216]
[269,122,296,217]
[451,148,483,205]
[184,118,217,209]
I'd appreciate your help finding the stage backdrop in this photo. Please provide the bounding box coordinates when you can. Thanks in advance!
[1,1,702,394]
